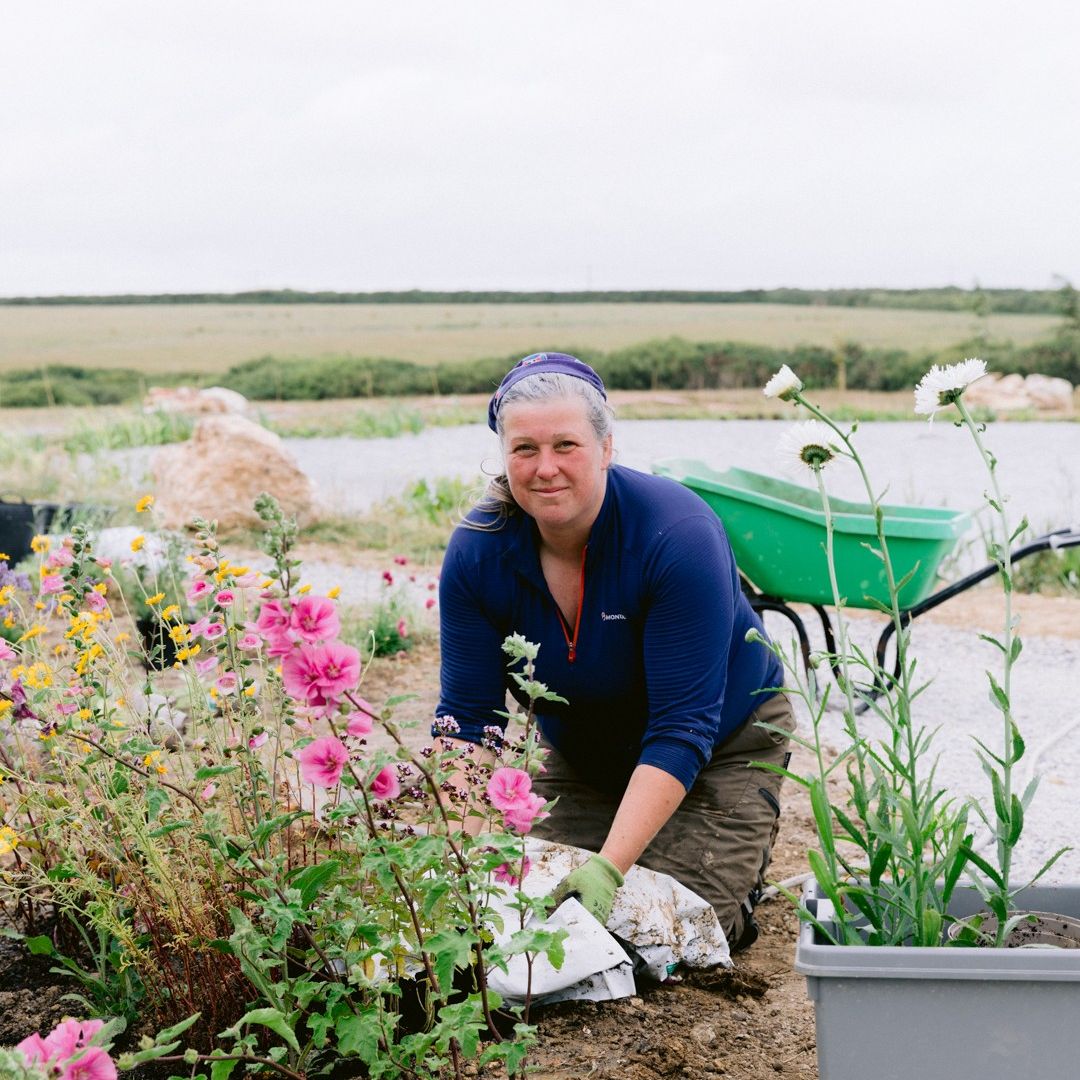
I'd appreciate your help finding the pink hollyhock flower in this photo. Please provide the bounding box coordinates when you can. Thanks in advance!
[15,1031,50,1065]
[396,618,409,639]
[237,632,262,651]
[393,554,407,566]
[216,672,239,695]
[195,656,218,677]
[95,557,112,571]
[215,589,235,606]
[314,640,361,696]
[187,579,213,602]
[188,616,211,638]
[264,630,295,658]
[346,710,374,737]
[248,730,268,750]
[203,622,226,641]
[370,764,400,801]
[289,595,341,643]
[493,857,532,886]
[59,1045,117,1080]
[41,574,65,595]
[47,548,74,569]
[84,591,108,613]
[427,580,437,590]
[425,597,436,610]
[503,793,549,834]
[42,1019,105,1062]
[296,735,349,788]
[381,570,393,585]
[233,572,262,589]
[201,782,217,800]
[58,702,78,715]
[256,599,291,637]
[0,640,16,661]
[487,767,533,812]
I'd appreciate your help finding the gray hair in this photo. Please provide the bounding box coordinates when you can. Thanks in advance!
[470,372,615,525]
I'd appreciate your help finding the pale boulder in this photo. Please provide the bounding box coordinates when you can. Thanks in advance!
[1024,374,1074,411]
[964,372,1073,413]
[144,385,252,416]
[151,415,315,531]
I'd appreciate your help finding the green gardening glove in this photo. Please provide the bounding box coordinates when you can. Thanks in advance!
[550,854,625,926]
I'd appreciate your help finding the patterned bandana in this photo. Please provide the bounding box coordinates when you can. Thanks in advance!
[487,352,607,432]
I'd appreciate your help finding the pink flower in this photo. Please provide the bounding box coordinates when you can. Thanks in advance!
[84,591,108,613]
[234,572,262,589]
[264,630,295,658]
[370,764,400,801]
[215,589,235,606]
[58,702,78,715]
[282,641,361,706]
[289,595,341,644]
[393,554,407,566]
[256,599,291,637]
[381,570,394,585]
[503,793,549,834]
[95,557,112,571]
[195,656,218,677]
[346,708,374,737]
[203,622,226,641]
[396,618,409,639]
[216,672,239,695]
[187,579,213,602]
[425,597,436,610]
[237,632,262,651]
[201,782,217,800]
[42,1019,105,1063]
[59,1045,117,1080]
[493,857,532,886]
[487,767,533,812]
[47,548,74,569]
[296,735,349,788]
[0,640,16,662]
[248,730,268,750]
[427,580,437,590]
[41,574,64,595]
[188,616,211,638]
[15,1032,50,1065]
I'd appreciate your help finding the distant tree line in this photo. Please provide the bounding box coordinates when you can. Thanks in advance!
[0,285,1075,316]
[2,330,1077,409]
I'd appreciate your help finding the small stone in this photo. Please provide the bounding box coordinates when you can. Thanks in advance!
[629,996,646,1010]
[691,1022,718,1047]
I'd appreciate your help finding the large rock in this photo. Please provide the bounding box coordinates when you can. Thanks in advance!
[144,385,252,416]
[964,372,1074,413]
[152,415,315,531]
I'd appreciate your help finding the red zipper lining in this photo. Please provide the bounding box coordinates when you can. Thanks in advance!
[555,545,587,663]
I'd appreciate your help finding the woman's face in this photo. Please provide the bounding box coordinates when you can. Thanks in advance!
[500,396,613,540]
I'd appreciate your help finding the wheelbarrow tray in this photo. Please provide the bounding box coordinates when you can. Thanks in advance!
[652,459,972,608]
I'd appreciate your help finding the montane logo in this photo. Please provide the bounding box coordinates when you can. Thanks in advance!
[601,611,627,621]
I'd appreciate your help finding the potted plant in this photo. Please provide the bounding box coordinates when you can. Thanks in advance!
[755,361,1079,1080]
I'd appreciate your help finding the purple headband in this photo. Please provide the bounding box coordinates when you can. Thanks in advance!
[487,352,607,432]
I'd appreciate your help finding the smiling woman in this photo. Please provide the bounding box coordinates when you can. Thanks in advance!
[434,352,797,951]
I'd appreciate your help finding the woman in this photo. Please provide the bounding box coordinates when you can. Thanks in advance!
[436,352,794,951]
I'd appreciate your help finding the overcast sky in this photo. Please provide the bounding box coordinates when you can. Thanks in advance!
[3,1,1079,295]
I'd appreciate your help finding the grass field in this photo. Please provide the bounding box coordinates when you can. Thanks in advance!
[0,302,1062,374]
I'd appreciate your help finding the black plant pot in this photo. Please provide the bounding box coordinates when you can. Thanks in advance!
[0,500,35,564]
[136,616,180,671]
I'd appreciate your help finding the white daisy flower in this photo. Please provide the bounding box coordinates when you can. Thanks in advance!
[913,358,988,417]
[777,420,842,475]
[763,364,803,401]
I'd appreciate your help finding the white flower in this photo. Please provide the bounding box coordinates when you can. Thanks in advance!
[763,364,804,401]
[913,358,988,417]
[777,420,842,475]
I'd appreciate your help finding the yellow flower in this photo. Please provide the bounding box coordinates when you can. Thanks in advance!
[0,552,9,561]
[0,585,13,606]
[24,662,53,689]
[161,604,180,621]
[34,601,45,611]
[243,683,257,697]
[53,644,66,656]
[78,708,92,720]
[230,565,249,577]
[30,535,50,555]
[327,586,341,599]
[93,582,108,595]
[0,701,13,716]
[143,750,167,775]
[135,494,155,513]
[130,536,145,553]
[3,614,13,628]
[114,632,131,645]
[17,625,45,643]
[115,697,126,708]
[175,644,202,661]
[297,583,312,595]
[168,625,190,644]
[145,592,165,606]
[0,826,19,855]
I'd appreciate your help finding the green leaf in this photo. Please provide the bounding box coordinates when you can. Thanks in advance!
[26,935,54,956]
[960,844,1004,890]
[986,672,1010,713]
[1007,794,1024,846]
[149,821,193,839]
[288,860,340,909]
[146,785,170,822]
[155,1013,202,1044]
[1009,636,1023,663]
[210,1058,239,1080]
[921,907,943,947]
[425,929,475,994]
[222,1008,300,1054]
[868,842,892,887]
[334,1012,385,1062]
[194,765,240,780]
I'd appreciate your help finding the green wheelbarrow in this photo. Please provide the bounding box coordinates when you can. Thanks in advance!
[652,458,1080,703]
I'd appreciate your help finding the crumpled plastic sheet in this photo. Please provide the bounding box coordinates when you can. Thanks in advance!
[485,838,730,1006]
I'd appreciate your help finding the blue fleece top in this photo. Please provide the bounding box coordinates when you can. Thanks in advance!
[436,465,784,794]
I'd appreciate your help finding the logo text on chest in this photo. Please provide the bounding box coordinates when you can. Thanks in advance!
[600,611,627,621]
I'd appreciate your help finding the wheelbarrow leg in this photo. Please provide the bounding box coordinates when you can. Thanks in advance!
[748,596,817,698]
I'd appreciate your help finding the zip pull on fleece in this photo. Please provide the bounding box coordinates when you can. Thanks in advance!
[556,545,588,664]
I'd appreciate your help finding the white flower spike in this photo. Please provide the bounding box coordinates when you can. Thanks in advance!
[777,420,841,475]
[913,358,988,418]
[763,364,803,401]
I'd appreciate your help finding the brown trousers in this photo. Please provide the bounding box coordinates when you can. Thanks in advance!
[531,692,796,947]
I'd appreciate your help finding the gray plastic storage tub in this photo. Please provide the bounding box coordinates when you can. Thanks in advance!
[795,879,1080,1080]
